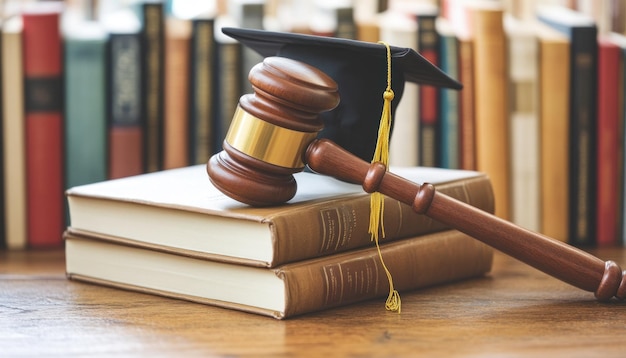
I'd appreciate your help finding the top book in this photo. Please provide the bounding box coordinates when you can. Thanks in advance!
[66,165,494,267]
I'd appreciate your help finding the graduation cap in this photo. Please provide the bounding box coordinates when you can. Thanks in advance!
[222,27,462,163]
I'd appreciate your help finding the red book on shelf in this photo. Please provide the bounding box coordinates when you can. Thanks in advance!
[595,37,621,246]
[22,4,65,248]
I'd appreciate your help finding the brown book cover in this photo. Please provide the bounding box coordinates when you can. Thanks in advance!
[457,32,476,171]
[469,2,510,220]
[163,17,192,169]
[66,165,494,267]
[65,228,493,319]
[109,127,144,179]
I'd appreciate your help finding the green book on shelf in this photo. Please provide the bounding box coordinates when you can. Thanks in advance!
[63,19,108,192]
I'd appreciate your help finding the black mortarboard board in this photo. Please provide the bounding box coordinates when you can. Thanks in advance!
[222,27,462,162]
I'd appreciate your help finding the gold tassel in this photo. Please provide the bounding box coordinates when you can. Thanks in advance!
[369,41,400,313]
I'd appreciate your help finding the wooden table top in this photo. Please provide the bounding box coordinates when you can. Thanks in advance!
[2,247,626,357]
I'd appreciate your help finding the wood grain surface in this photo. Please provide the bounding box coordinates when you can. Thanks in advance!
[2,248,625,357]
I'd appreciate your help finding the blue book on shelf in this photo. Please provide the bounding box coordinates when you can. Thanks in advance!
[436,17,459,169]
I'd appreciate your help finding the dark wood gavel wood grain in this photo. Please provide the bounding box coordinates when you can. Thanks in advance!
[208,56,625,302]
[306,138,626,301]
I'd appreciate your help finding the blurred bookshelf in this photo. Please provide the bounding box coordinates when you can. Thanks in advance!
[2,0,626,249]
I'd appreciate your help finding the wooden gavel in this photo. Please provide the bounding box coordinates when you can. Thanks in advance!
[207,56,625,302]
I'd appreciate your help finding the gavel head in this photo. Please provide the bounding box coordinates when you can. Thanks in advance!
[208,28,463,206]
[206,56,340,206]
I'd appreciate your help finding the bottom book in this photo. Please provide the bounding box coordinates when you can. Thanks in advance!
[65,229,493,319]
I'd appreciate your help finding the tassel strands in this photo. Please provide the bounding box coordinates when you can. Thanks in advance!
[369,41,400,313]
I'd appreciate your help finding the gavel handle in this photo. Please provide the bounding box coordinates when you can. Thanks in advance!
[306,139,626,301]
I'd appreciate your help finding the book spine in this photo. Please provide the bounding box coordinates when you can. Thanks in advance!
[2,18,27,249]
[417,14,440,167]
[567,26,598,246]
[622,45,626,247]
[0,20,4,249]
[471,6,510,220]
[141,2,165,172]
[437,23,459,169]
[595,38,620,246]
[163,17,191,170]
[612,0,626,34]
[335,6,357,39]
[458,35,476,171]
[270,175,494,265]
[505,17,540,232]
[64,35,108,190]
[188,18,215,165]
[236,2,264,95]
[538,10,599,245]
[379,12,419,166]
[279,229,493,318]
[22,10,65,248]
[212,37,242,154]
[539,33,570,242]
[107,33,144,179]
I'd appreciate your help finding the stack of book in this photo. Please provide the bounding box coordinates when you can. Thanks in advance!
[65,165,495,318]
